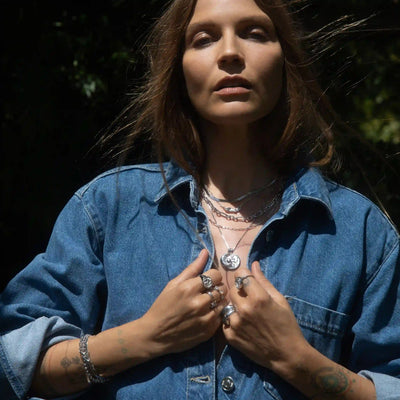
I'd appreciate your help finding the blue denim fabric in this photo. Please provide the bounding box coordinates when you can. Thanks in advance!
[1,163,399,399]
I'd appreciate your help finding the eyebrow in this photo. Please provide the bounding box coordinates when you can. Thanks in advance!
[185,15,275,38]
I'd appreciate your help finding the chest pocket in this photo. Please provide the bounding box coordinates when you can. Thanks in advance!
[286,296,350,356]
[285,296,350,342]
[263,296,351,400]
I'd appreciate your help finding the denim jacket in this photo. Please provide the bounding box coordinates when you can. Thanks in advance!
[1,163,399,400]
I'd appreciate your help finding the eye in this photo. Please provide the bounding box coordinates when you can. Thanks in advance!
[245,26,269,42]
[191,32,214,48]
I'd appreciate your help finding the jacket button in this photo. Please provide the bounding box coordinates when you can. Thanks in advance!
[221,376,235,392]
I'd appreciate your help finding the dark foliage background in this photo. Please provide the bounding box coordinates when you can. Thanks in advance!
[1,0,399,291]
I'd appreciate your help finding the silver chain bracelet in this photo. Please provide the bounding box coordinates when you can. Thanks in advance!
[79,333,109,384]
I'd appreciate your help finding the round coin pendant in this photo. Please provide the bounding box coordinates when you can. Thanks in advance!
[220,253,241,270]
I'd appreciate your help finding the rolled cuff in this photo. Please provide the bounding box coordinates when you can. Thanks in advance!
[359,370,400,400]
[0,316,81,399]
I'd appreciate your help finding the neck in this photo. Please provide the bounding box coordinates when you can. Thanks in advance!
[201,122,277,199]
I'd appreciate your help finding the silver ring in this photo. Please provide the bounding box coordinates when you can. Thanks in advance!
[207,291,218,309]
[234,275,253,290]
[200,274,214,290]
[212,286,224,301]
[221,304,236,326]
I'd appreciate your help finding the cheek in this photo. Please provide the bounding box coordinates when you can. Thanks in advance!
[259,53,284,95]
[182,56,208,100]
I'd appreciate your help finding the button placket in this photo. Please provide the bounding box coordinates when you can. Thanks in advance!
[194,203,215,271]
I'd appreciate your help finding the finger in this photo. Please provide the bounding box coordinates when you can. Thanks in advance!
[193,292,229,323]
[224,310,239,331]
[195,269,223,292]
[251,261,284,303]
[215,302,230,324]
[201,287,227,311]
[221,303,239,329]
[229,267,261,303]
[233,268,255,291]
[211,285,225,302]
[233,266,252,278]
[173,249,209,284]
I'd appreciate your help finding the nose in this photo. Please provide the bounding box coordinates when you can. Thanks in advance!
[217,33,244,68]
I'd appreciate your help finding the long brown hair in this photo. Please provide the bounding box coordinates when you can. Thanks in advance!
[101,0,336,182]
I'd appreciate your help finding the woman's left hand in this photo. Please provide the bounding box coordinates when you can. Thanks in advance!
[223,261,309,371]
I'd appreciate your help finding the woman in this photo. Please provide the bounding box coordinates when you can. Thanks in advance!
[1,0,399,399]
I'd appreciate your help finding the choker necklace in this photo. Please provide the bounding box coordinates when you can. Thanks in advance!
[210,191,257,214]
[202,194,279,223]
[204,178,276,204]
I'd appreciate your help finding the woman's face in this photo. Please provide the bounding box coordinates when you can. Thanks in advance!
[182,0,284,127]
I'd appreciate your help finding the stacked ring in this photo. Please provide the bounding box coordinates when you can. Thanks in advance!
[207,291,218,309]
[221,304,236,326]
[212,286,224,301]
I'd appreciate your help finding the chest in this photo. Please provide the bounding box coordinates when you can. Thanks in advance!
[208,223,265,360]
[103,203,362,333]
[208,223,262,296]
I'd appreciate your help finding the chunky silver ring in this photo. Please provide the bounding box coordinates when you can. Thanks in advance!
[221,304,236,326]
[207,291,218,309]
[234,275,254,290]
[200,274,214,290]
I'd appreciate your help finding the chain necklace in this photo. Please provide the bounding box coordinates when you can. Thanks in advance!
[210,191,257,214]
[202,181,281,270]
[204,178,276,204]
[208,217,261,231]
[206,204,257,271]
[202,193,279,223]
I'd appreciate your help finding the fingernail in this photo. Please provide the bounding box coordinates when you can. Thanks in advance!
[200,249,209,258]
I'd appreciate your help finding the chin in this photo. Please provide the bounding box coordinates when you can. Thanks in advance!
[199,98,278,123]
[201,109,272,126]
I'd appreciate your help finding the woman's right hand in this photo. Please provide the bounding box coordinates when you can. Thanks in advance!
[31,250,226,398]
[139,249,228,356]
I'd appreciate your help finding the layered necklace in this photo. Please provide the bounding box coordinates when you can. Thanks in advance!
[202,179,279,271]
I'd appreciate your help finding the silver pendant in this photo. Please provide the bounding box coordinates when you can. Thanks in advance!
[220,252,241,270]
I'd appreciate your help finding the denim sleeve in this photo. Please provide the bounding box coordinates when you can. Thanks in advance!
[351,238,400,399]
[0,194,107,399]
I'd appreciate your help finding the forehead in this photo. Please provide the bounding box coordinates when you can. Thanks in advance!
[189,0,271,23]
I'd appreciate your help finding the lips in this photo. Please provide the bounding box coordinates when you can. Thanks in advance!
[214,76,252,92]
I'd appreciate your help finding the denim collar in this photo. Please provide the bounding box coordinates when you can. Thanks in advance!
[279,167,333,217]
[153,161,194,203]
[154,162,333,218]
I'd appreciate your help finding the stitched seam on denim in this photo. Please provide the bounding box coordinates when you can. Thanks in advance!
[288,297,349,317]
[263,381,283,400]
[296,318,345,337]
[280,183,299,216]
[325,179,400,237]
[186,365,189,400]
[76,164,165,197]
[0,337,25,399]
[73,194,102,254]
[365,240,399,289]
[216,346,229,372]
